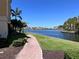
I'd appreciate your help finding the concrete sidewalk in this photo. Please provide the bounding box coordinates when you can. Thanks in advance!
[16,35,43,59]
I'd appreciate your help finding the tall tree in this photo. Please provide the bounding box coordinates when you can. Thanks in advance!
[11,8,22,20]
[63,17,77,31]
[11,8,22,30]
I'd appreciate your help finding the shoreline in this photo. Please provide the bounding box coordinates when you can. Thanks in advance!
[60,30,76,33]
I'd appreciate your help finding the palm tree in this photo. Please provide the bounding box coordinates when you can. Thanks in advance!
[63,17,77,31]
[11,8,22,30]
[11,8,22,20]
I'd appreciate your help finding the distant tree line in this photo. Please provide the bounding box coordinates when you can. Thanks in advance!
[31,27,53,30]
[58,16,79,32]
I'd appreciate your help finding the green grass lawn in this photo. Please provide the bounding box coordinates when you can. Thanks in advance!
[32,33,79,59]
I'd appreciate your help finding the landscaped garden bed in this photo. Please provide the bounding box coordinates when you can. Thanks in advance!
[0,32,28,59]
[0,47,23,59]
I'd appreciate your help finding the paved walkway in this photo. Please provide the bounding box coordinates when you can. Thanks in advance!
[16,35,43,59]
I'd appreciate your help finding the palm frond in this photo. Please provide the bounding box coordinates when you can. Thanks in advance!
[11,9,15,13]
[18,16,22,20]
[11,13,15,16]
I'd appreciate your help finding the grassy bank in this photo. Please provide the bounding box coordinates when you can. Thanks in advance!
[32,33,79,59]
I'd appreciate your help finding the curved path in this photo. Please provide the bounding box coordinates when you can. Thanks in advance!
[16,35,43,59]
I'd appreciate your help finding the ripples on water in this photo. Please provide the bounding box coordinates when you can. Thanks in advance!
[24,30,79,42]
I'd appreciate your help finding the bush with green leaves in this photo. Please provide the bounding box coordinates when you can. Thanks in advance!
[12,38,27,47]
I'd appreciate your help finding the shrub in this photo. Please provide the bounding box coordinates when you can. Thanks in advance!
[64,53,71,59]
[12,38,27,47]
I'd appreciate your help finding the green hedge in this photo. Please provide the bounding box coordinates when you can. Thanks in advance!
[12,38,27,47]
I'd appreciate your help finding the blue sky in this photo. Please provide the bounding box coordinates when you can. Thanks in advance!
[12,0,79,27]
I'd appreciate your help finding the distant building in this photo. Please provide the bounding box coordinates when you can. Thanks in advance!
[53,26,58,30]
[0,0,11,38]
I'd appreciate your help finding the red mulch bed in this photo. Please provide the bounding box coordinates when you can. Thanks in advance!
[43,50,65,59]
[0,47,65,59]
[0,47,23,59]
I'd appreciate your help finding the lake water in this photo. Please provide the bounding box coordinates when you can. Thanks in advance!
[24,30,79,42]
